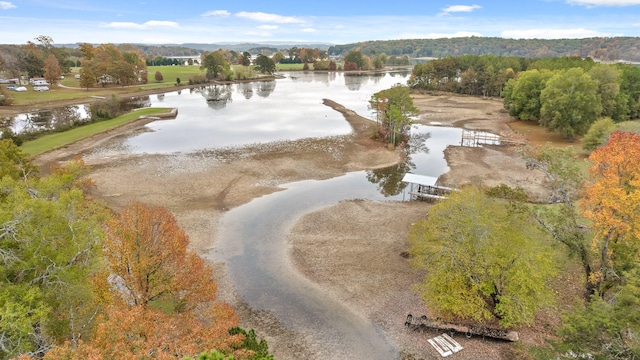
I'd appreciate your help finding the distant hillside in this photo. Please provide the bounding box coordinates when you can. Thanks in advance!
[50,42,332,54]
[328,37,640,62]
[177,42,332,52]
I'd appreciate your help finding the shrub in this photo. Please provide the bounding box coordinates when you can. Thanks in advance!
[154,71,163,82]
[582,117,615,151]
[89,94,123,120]
[188,74,208,85]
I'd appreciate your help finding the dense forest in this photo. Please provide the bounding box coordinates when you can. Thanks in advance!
[328,36,640,62]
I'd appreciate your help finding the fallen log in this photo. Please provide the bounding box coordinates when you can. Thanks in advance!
[404,314,519,342]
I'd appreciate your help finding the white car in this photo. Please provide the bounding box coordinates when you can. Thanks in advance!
[15,86,27,92]
[34,86,49,92]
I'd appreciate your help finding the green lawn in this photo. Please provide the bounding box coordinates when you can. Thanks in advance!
[20,107,172,156]
[147,65,206,85]
[276,63,307,71]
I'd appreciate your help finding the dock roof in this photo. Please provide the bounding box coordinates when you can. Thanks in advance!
[402,173,438,187]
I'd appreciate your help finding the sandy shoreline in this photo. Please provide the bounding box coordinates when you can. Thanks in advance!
[32,92,549,359]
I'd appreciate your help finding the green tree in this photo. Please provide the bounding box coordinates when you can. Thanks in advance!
[370,84,418,146]
[589,64,621,119]
[344,50,365,70]
[241,51,252,66]
[19,43,45,80]
[0,139,38,180]
[254,54,276,75]
[557,267,640,359]
[502,69,554,120]
[540,67,601,140]
[582,117,616,151]
[0,158,105,358]
[201,51,229,80]
[409,187,557,328]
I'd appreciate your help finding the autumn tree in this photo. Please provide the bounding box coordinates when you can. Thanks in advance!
[154,70,163,82]
[43,54,61,86]
[409,186,557,328]
[581,131,640,295]
[540,67,601,140]
[52,201,244,358]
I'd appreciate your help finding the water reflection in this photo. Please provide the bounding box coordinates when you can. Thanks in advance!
[254,80,276,98]
[1,96,151,135]
[193,85,234,110]
[237,82,254,100]
[365,131,431,196]
[1,105,89,134]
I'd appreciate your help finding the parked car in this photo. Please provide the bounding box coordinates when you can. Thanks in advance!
[75,74,80,79]
[15,86,27,92]
[7,85,17,90]
[34,86,49,92]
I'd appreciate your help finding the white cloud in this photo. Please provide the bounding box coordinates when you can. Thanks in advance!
[301,28,316,33]
[440,4,481,15]
[236,11,304,24]
[144,20,178,27]
[0,1,16,9]
[567,0,640,6]
[501,28,606,39]
[103,20,178,30]
[259,25,278,30]
[202,10,230,17]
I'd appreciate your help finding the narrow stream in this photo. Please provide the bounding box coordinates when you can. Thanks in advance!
[213,172,402,359]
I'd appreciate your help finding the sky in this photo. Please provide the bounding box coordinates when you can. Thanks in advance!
[1,0,640,45]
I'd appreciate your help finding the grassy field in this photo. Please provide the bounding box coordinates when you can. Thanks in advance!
[276,63,306,71]
[20,107,171,156]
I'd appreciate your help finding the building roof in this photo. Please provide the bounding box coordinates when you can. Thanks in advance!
[402,173,438,187]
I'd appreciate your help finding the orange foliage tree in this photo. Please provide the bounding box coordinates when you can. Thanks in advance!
[581,131,640,294]
[47,201,243,359]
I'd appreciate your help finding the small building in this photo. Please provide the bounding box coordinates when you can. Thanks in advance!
[30,78,49,86]
[402,173,456,201]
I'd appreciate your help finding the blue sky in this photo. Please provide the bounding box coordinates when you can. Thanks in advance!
[1,0,639,45]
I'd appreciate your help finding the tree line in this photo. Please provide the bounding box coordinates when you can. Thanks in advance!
[409,55,640,141]
[329,36,640,62]
[0,140,273,359]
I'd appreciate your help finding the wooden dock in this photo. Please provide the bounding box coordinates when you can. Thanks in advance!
[402,173,456,201]
[461,129,526,147]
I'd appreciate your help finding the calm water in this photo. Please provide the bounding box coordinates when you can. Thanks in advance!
[125,71,415,153]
